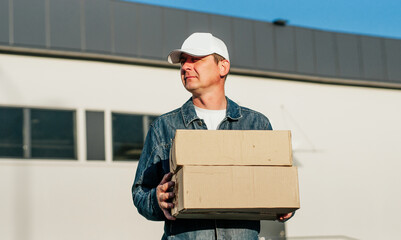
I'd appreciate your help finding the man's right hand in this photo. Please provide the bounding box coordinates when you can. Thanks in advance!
[156,172,176,220]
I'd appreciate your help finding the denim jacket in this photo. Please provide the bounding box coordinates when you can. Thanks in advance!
[132,97,273,240]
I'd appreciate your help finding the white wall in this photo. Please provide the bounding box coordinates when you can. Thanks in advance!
[0,161,164,240]
[1,53,401,240]
[226,76,401,239]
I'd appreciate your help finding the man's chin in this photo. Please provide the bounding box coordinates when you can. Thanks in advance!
[184,85,198,92]
[184,87,202,96]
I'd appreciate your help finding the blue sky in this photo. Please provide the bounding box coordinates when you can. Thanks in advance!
[126,0,401,39]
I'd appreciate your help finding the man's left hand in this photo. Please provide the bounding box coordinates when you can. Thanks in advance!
[277,212,294,222]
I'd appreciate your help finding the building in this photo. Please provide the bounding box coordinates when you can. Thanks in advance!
[1,1,401,239]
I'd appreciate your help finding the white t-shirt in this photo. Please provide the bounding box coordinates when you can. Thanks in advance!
[194,106,226,130]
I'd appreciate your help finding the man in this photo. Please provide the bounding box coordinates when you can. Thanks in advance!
[132,32,293,240]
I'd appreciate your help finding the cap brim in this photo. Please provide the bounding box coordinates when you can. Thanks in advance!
[167,49,214,64]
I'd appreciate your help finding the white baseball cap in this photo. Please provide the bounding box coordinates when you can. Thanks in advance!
[167,32,230,64]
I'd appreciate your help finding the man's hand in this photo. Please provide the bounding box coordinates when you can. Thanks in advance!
[277,212,294,222]
[156,172,176,220]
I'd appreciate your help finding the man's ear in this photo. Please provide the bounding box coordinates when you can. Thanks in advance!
[219,60,230,78]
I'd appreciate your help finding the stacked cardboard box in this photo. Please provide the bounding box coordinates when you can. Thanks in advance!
[170,130,299,220]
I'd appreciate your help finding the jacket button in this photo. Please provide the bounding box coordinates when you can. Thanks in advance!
[197,121,202,126]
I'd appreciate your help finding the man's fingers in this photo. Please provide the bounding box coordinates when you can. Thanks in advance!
[162,208,176,221]
[159,191,175,202]
[157,172,177,220]
[281,213,291,219]
[277,212,294,222]
[160,201,174,209]
[159,194,176,220]
[285,212,293,219]
[160,172,173,185]
[157,173,175,194]
[158,180,175,193]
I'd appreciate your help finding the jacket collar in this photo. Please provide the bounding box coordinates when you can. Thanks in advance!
[181,97,242,127]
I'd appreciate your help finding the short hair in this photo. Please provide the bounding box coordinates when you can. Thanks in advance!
[212,53,229,80]
[212,53,226,64]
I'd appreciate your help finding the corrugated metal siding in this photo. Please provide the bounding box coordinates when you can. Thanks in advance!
[13,0,47,48]
[384,39,401,82]
[294,28,315,74]
[254,21,275,70]
[314,31,338,77]
[137,5,164,59]
[113,1,140,56]
[0,0,9,44]
[360,36,386,81]
[49,0,82,50]
[1,0,400,88]
[275,26,296,72]
[232,18,255,68]
[84,0,112,53]
[336,33,362,79]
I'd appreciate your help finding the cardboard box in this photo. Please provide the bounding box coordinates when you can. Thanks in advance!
[172,165,299,220]
[170,130,292,172]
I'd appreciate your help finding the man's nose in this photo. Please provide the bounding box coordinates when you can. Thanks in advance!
[181,60,193,70]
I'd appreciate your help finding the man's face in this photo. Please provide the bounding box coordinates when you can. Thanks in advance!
[180,54,222,95]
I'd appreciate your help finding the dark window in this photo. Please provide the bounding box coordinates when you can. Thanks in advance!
[30,109,76,159]
[112,113,144,161]
[0,107,24,158]
[86,111,105,160]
